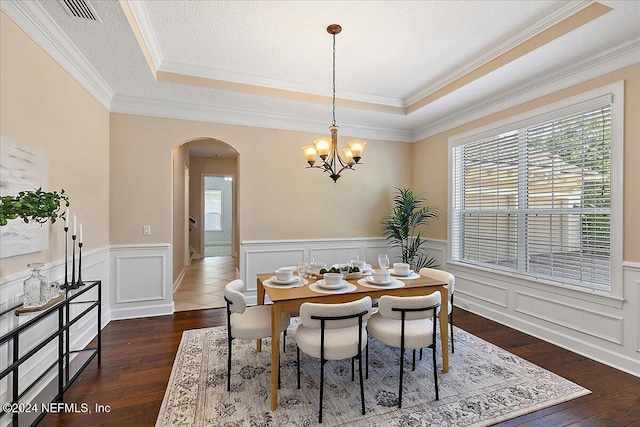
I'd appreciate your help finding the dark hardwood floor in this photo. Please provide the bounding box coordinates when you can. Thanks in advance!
[38,308,640,427]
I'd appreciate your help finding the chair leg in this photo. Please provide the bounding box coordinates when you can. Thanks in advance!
[319,359,325,423]
[278,355,282,389]
[358,351,365,415]
[351,356,355,381]
[450,313,455,353]
[283,330,287,353]
[296,347,301,389]
[419,348,423,360]
[398,348,405,408]
[365,340,369,379]
[227,338,232,392]
[432,344,439,401]
[412,349,416,371]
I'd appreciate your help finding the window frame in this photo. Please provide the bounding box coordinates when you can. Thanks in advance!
[448,81,624,299]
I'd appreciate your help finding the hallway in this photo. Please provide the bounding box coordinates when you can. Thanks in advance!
[173,256,237,311]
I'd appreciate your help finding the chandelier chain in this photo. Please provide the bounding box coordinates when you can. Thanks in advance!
[332,31,336,126]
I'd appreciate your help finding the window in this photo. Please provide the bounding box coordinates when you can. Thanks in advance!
[450,84,622,294]
[204,189,222,231]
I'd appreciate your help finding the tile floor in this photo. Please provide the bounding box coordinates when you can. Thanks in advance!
[173,256,237,312]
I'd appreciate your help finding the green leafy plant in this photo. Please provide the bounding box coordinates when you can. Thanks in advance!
[0,188,69,227]
[380,186,440,270]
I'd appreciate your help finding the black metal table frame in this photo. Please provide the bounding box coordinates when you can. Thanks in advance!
[0,280,101,426]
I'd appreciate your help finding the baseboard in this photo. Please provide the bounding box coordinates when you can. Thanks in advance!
[173,267,186,292]
[109,302,175,320]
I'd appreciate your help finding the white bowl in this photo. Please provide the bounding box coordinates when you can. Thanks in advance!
[275,268,294,282]
[393,263,410,276]
[323,272,343,287]
[372,269,391,283]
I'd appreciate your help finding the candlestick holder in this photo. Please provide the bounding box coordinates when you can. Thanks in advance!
[61,226,71,290]
[70,234,79,289]
[77,242,84,287]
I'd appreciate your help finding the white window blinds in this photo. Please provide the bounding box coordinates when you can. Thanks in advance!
[451,103,612,291]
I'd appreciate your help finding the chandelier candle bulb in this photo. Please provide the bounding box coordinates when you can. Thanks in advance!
[313,137,331,159]
[348,140,367,161]
[342,148,354,165]
[302,145,317,165]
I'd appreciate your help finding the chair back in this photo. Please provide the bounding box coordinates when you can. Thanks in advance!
[419,268,455,295]
[378,293,441,321]
[224,279,247,314]
[300,296,372,329]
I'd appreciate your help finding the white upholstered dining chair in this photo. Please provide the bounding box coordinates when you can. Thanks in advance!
[419,267,456,353]
[224,279,290,391]
[366,292,441,408]
[295,296,372,423]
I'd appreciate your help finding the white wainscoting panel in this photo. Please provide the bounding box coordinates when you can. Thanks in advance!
[450,254,640,377]
[515,291,624,344]
[109,244,173,320]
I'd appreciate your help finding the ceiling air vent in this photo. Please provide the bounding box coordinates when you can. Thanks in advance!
[58,0,101,22]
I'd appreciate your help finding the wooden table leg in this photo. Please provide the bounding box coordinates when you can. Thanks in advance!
[270,302,282,411]
[256,277,264,353]
[439,285,449,373]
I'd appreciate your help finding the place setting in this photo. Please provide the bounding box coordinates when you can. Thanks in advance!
[263,267,303,289]
[357,268,405,289]
[388,262,420,279]
[309,272,357,294]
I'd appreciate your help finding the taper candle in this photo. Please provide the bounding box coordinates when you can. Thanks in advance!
[73,215,77,235]
[65,207,69,228]
[79,223,83,244]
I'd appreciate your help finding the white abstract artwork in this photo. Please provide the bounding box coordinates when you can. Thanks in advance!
[0,137,49,259]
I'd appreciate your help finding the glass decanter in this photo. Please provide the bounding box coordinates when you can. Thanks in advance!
[23,263,45,308]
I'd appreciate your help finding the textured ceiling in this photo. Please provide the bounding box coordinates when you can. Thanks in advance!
[2,0,639,157]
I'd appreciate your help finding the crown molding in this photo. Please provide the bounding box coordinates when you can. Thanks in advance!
[110,94,413,142]
[125,0,162,69]
[1,0,114,110]
[158,60,405,108]
[405,0,594,107]
[412,35,640,142]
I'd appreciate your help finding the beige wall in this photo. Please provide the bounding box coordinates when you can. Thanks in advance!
[0,13,110,277]
[171,145,189,282]
[110,114,412,249]
[412,63,640,262]
[188,154,239,257]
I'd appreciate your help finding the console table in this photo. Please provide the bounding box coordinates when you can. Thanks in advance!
[0,280,101,426]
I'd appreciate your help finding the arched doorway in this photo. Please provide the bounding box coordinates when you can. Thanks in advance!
[172,138,239,311]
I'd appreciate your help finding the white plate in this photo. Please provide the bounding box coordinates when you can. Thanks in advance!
[389,268,413,277]
[316,279,347,290]
[366,276,393,285]
[270,276,299,285]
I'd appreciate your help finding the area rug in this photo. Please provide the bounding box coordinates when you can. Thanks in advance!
[156,320,589,426]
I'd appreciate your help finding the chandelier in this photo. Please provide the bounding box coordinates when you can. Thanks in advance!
[301,24,367,184]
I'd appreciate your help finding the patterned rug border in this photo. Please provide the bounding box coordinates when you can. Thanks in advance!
[157,320,590,426]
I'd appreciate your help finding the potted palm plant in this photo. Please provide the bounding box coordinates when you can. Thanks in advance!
[0,188,69,226]
[380,186,440,270]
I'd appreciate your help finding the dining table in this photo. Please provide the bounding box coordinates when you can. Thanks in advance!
[256,270,450,411]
